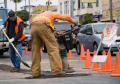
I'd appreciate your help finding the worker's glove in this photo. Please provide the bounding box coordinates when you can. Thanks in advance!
[9,38,14,43]
[0,25,4,31]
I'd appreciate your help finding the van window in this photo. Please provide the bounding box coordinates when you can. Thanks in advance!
[0,9,7,25]
[93,23,113,34]
[0,9,8,42]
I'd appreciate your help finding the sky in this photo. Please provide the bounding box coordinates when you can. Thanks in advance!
[0,0,58,11]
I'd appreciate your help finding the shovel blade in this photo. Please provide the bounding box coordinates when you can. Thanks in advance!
[92,55,107,62]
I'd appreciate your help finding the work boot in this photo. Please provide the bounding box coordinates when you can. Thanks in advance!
[10,68,20,72]
[52,71,66,77]
[25,75,41,79]
[63,67,75,73]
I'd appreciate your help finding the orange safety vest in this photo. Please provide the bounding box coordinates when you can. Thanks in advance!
[31,14,54,30]
[6,16,26,41]
[30,12,73,30]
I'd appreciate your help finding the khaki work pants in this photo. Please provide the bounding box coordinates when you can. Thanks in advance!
[30,23,62,77]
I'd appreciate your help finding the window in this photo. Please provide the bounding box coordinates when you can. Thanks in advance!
[96,0,99,7]
[60,3,62,13]
[73,1,76,11]
[64,1,69,14]
[87,3,93,8]
[81,3,85,9]
[86,25,93,34]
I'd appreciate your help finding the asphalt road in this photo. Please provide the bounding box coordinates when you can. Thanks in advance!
[0,51,120,84]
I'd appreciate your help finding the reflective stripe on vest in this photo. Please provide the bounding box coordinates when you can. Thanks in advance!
[31,15,54,30]
[6,16,26,41]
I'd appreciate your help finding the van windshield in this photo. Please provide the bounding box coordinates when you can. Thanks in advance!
[0,9,7,42]
[93,23,113,34]
[0,9,7,25]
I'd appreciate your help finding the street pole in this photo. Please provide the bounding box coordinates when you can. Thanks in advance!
[109,0,113,21]
[25,0,27,10]
[46,0,50,11]
[70,0,73,17]
[46,0,52,11]
[4,0,7,8]
[28,0,30,14]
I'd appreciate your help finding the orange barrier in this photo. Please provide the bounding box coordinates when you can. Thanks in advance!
[79,44,86,60]
[111,52,120,76]
[67,50,73,60]
[84,49,91,69]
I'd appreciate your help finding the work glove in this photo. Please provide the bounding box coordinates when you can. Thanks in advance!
[9,38,14,43]
[0,25,4,31]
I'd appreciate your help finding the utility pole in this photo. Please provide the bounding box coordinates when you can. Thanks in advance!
[46,0,52,11]
[25,0,27,10]
[28,0,30,14]
[70,0,73,17]
[109,0,113,21]
[4,0,7,8]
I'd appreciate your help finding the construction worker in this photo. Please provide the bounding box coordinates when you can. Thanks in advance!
[30,11,77,78]
[4,10,26,72]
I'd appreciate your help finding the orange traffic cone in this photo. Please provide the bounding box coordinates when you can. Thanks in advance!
[92,51,100,71]
[84,49,92,69]
[67,50,73,60]
[102,51,112,72]
[111,52,120,76]
[79,44,86,60]
[24,46,28,56]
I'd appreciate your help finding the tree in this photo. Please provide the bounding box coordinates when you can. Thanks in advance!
[16,10,29,21]
[12,0,22,11]
[80,14,93,25]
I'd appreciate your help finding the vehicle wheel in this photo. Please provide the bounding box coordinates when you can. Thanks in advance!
[75,42,80,55]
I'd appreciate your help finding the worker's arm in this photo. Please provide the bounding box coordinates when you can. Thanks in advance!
[52,13,77,25]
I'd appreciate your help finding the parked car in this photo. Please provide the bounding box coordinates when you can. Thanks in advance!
[43,21,80,53]
[76,22,120,55]
[0,8,9,55]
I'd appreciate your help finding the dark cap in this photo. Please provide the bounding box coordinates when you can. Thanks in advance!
[8,10,15,17]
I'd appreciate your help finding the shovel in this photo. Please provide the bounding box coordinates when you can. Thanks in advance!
[1,28,30,68]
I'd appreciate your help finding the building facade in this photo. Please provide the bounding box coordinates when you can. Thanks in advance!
[58,0,102,22]
[21,5,35,14]
[58,0,72,16]
[102,0,120,21]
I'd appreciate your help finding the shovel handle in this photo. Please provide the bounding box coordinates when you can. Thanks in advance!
[1,28,31,68]
[1,29,22,58]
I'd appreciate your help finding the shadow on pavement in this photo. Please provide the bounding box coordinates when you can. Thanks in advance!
[25,71,91,79]
[0,64,31,74]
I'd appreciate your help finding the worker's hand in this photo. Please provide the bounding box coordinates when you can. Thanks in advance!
[9,38,14,43]
[0,25,4,31]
